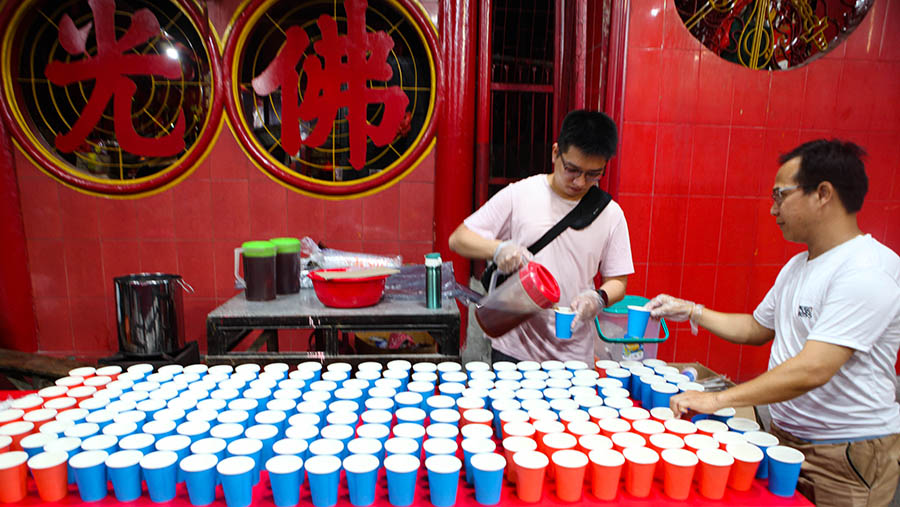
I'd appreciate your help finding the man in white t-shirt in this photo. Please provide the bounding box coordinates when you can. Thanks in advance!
[648,139,900,506]
[448,110,634,364]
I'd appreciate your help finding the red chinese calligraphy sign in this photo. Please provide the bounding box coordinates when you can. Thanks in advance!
[0,0,223,197]
[224,0,441,198]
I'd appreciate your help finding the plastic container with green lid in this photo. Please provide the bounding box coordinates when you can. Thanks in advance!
[235,241,276,301]
[269,237,301,294]
[595,295,668,344]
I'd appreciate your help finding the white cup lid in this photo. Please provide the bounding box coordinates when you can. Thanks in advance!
[425,454,462,474]
[461,438,496,454]
[460,423,492,440]
[551,449,588,468]
[471,452,506,472]
[309,438,344,456]
[423,438,457,455]
[227,438,263,456]
[623,446,659,465]
[245,424,279,441]
[696,448,734,467]
[502,436,538,454]
[766,445,805,464]
[105,450,143,469]
[27,450,69,470]
[70,449,110,469]
[513,450,549,469]
[342,454,379,474]
[426,423,459,440]
[661,448,698,467]
[217,455,256,476]
[384,437,418,455]
[649,432,684,450]
[119,432,155,451]
[726,442,764,463]
[156,434,192,452]
[384,453,420,474]
[266,454,303,474]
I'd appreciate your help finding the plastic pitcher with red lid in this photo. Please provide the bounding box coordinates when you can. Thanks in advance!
[475,261,560,337]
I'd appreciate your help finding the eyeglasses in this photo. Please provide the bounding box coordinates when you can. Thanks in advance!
[559,153,605,182]
[772,185,800,205]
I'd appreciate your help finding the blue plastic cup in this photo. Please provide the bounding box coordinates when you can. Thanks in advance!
[347,438,384,468]
[245,424,280,463]
[210,422,245,447]
[640,375,664,408]
[69,449,109,502]
[385,437,419,460]
[395,406,426,426]
[43,436,82,484]
[177,420,212,443]
[20,432,57,458]
[308,438,345,463]
[392,423,425,451]
[554,307,576,339]
[744,431,779,479]
[470,453,507,505]
[156,434,192,483]
[425,455,462,507]
[356,424,390,451]
[141,450,179,502]
[766,445,805,497]
[461,438,496,485]
[651,381,679,409]
[217,456,255,507]
[191,437,228,463]
[180,453,219,506]
[385,453,420,507]
[320,424,355,460]
[305,455,342,507]
[266,454,304,507]
[343,454,380,506]
[273,438,309,463]
[626,305,652,338]
[227,438,263,486]
[423,438,458,460]
[106,450,144,502]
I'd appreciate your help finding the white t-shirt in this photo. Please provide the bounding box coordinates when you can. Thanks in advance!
[464,174,634,363]
[753,234,900,440]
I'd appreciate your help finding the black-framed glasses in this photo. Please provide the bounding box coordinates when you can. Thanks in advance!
[772,185,800,205]
[559,152,605,181]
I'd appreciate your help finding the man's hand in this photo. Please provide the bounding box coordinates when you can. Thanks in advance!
[570,290,604,332]
[493,241,533,274]
[669,390,724,418]
[646,294,699,322]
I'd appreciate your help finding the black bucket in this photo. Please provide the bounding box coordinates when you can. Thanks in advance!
[114,273,193,356]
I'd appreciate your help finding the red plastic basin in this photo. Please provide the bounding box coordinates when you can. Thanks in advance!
[308,268,390,308]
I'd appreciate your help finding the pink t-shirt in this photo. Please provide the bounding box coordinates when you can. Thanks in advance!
[464,174,634,363]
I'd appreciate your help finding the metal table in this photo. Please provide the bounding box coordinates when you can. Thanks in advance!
[205,289,460,366]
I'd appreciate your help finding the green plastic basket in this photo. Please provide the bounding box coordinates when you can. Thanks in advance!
[594,295,669,344]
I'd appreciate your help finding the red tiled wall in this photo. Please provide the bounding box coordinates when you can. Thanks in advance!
[14,0,440,358]
[618,0,900,381]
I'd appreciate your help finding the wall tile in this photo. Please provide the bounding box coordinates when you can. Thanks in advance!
[100,241,142,286]
[211,181,251,240]
[35,297,73,353]
[69,296,112,354]
[28,239,68,299]
[397,182,434,242]
[767,68,806,129]
[719,198,758,265]
[646,263,682,298]
[177,241,217,298]
[137,191,176,240]
[695,50,734,125]
[659,50,700,124]
[674,328,711,364]
[209,131,249,180]
[286,191,326,241]
[97,198,141,240]
[662,0,698,50]
[683,197,723,264]
[835,60,875,131]
[866,131,900,201]
[653,124,693,195]
[628,0,664,49]
[322,198,363,243]
[878,0,900,61]
[725,128,767,197]
[616,194,652,264]
[59,188,99,239]
[843,2,883,60]
[404,152,436,183]
[732,69,769,127]
[397,242,435,266]
[801,59,842,130]
[689,125,729,195]
[361,240,402,258]
[627,263,648,296]
[140,240,179,274]
[753,198,786,264]
[363,184,400,241]
[870,62,900,132]
[648,196,689,263]
[173,176,214,240]
[65,239,104,298]
[213,241,241,299]
[624,49,662,123]
[249,180,288,238]
[17,174,63,239]
[618,123,657,194]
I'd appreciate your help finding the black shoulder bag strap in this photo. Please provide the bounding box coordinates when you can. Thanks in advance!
[481,186,613,291]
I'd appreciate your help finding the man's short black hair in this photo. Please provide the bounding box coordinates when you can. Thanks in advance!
[557,110,618,160]
[779,139,868,213]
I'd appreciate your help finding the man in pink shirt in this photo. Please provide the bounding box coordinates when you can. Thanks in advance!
[449,110,634,364]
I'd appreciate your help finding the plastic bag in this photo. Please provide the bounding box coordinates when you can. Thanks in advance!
[385,262,482,305]
[301,237,402,269]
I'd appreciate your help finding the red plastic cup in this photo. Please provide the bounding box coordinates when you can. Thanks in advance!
[95,365,123,381]
[610,432,646,453]
[502,436,537,483]
[598,418,631,438]
[24,408,58,431]
[588,448,624,501]
[9,395,44,413]
[28,450,70,501]
[725,442,763,491]
[684,433,719,454]
[542,432,576,478]
[587,406,619,425]
[712,430,747,450]
[552,449,588,502]
[0,435,11,453]
[660,448,698,500]
[499,410,529,439]
[42,396,77,413]
[503,421,535,440]
[0,409,24,426]
[55,376,84,389]
[513,451,549,502]
[696,448,734,499]
[577,434,612,456]
[0,421,35,451]
[462,408,493,428]
[663,418,696,438]
[69,366,97,379]
[649,407,675,424]
[631,419,665,441]
[695,419,728,437]
[533,420,565,455]
[527,409,558,424]
[83,375,112,391]
[66,386,97,404]
[566,420,599,438]
[623,447,659,497]
[618,407,650,424]
[37,385,68,402]
[594,360,618,376]
[648,432,685,480]
[0,451,28,503]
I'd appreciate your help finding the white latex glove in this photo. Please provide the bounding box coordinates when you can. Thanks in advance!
[646,293,704,335]
[569,289,604,333]
[493,240,534,275]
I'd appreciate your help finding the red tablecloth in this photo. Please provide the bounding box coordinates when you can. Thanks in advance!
[4,391,813,506]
